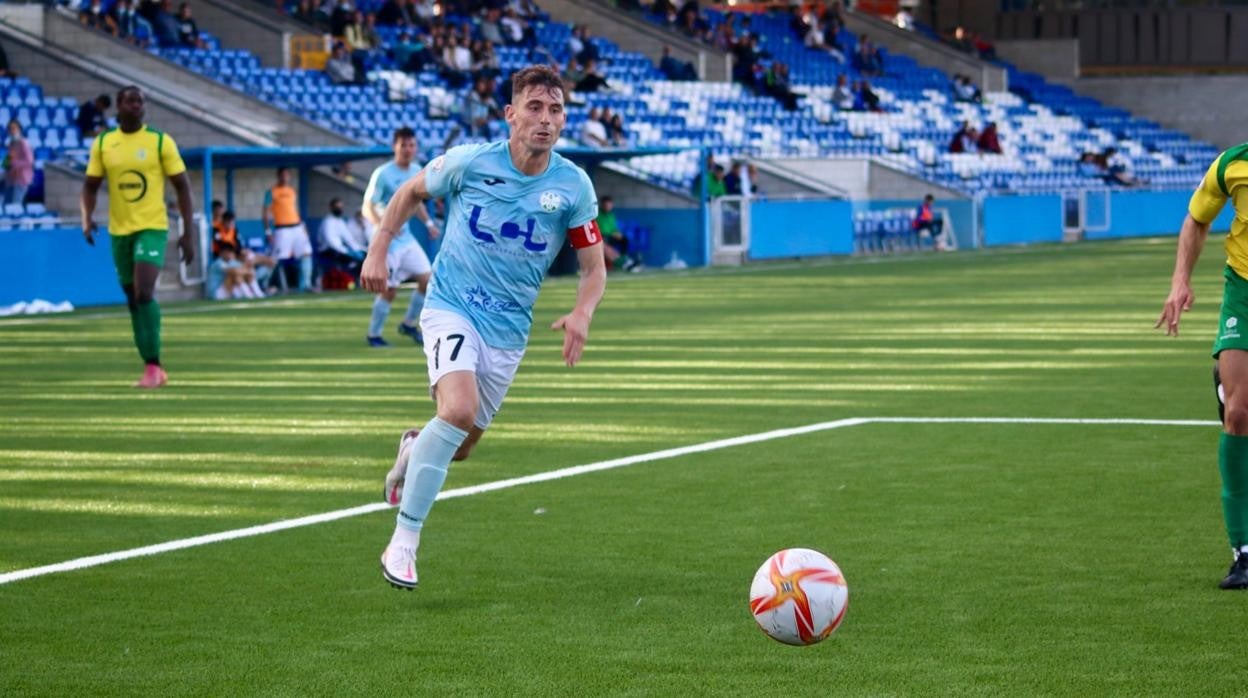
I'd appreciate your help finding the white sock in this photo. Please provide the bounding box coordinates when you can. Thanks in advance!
[249,280,264,297]
[390,526,421,551]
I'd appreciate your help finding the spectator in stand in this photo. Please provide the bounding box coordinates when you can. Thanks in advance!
[912,194,946,250]
[651,0,677,24]
[471,39,500,78]
[575,26,600,65]
[789,6,810,42]
[561,57,583,95]
[149,0,181,46]
[853,34,883,76]
[731,35,764,88]
[574,58,610,93]
[317,196,367,276]
[765,61,799,111]
[376,0,413,26]
[977,121,1002,154]
[832,74,854,111]
[325,41,357,84]
[478,7,504,45]
[1,119,33,207]
[76,94,111,139]
[292,0,321,25]
[112,0,154,46]
[607,112,627,147]
[175,3,206,48]
[822,20,846,64]
[711,19,735,52]
[500,8,534,47]
[972,32,996,60]
[952,74,981,103]
[579,106,610,148]
[725,160,755,197]
[79,0,116,33]
[464,75,503,137]
[440,33,473,88]
[658,45,697,81]
[857,79,882,112]
[392,31,431,72]
[329,0,354,37]
[948,26,975,54]
[948,121,977,153]
[1103,147,1144,186]
[566,24,586,61]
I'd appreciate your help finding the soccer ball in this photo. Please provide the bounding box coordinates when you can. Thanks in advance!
[749,548,848,646]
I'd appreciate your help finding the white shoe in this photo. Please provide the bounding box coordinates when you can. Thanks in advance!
[384,428,421,505]
[380,543,418,590]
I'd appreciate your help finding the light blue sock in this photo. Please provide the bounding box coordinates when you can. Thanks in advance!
[402,289,425,326]
[396,417,469,532]
[368,296,391,338]
[298,256,313,291]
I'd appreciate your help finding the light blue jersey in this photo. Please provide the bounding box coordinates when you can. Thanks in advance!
[365,160,422,255]
[423,141,597,350]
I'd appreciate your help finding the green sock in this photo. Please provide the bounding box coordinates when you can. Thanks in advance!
[1218,433,1248,548]
[137,300,162,364]
[128,304,148,362]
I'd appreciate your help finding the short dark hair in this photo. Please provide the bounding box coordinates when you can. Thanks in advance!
[222,210,236,221]
[393,126,415,143]
[924,194,935,202]
[115,86,140,104]
[96,94,112,108]
[510,64,564,105]
[211,199,224,209]
[600,195,613,204]
[277,166,290,176]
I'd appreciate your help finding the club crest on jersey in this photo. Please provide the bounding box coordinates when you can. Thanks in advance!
[540,191,561,212]
[135,148,147,161]
[430,155,446,172]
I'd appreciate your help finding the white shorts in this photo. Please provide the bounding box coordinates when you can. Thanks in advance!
[272,223,312,259]
[421,308,525,430]
[387,243,432,288]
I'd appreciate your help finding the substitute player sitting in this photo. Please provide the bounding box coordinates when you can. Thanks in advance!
[362,127,440,347]
[362,65,607,590]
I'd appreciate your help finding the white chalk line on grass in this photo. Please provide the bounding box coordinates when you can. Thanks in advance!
[0,415,1215,586]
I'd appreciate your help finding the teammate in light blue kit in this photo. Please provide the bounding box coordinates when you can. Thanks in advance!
[362,65,608,590]
[361,127,439,347]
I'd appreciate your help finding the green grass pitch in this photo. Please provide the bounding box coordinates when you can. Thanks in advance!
[0,237,1241,695]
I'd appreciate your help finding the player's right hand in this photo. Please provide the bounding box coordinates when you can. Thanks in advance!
[83,222,97,246]
[1155,283,1194,337]
[361,251,388,293]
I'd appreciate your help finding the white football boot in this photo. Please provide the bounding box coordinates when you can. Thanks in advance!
[383,429,421,505]
[380,543,418,590]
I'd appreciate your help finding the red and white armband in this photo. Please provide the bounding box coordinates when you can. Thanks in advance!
[567,220,602,249]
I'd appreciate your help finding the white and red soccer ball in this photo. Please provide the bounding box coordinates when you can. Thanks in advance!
[749,548,848,646]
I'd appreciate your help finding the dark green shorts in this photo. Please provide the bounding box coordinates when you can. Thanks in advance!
[109,229,168,286]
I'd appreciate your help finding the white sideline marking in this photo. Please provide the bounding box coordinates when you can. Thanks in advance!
[0,415,1214,586]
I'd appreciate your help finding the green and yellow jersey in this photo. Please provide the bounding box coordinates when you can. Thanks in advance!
[1190,143,1248,279]
[85,125,187,236]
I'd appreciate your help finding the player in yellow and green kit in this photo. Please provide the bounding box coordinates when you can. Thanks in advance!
[79,86,196,389]
[1157,142,1248,589]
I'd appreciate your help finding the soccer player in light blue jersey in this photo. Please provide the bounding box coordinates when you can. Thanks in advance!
[361,127,440,347]
[362,65,608,590]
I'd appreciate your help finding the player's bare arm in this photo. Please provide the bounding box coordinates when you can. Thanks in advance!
[1157,214,1212,336]
[171,172,195,265]
[551,242,607,367]
[80,176,104,245]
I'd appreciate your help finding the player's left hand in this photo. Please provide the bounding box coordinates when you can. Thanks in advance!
[551,310,590,367]
[426,221,441,240]
[177,233,195,265]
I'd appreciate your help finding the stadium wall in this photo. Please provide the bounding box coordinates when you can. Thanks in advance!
[0,228,125,307]
[1073,76,1248,151]
[748,200,855,259]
